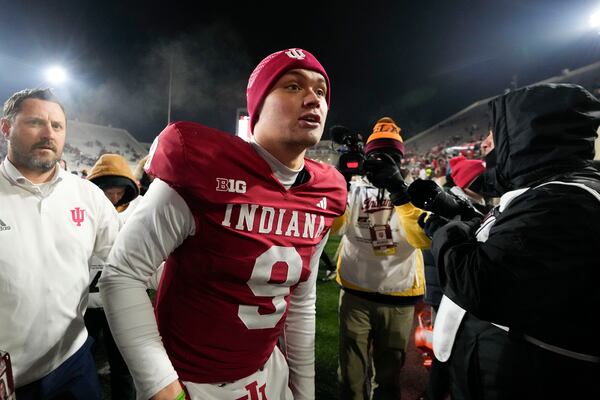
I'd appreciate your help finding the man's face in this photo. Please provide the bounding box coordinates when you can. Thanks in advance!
[1,98,66,173]
[253,68,328,152]
[103,186,126,205]
[481,131,495,157]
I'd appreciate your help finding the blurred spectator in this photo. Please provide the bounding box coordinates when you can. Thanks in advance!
[87,154,140,214]
[86,153,140,399]
[133,154,154,196]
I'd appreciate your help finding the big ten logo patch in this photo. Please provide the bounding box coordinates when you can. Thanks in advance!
[216,178,247,194]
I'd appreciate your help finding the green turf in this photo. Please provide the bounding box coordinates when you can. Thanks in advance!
[315,279,341,399]
[315,235,341,399]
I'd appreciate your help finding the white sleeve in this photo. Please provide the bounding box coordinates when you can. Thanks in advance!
[87,193,120,309]
[145,261,165,291]
[91,193,121,262]
[282,232,329,400]
[98,178,195,399]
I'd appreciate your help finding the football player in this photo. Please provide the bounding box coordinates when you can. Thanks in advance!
[99,48,347,400]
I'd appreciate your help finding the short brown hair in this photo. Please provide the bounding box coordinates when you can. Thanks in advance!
[3,88,66,121]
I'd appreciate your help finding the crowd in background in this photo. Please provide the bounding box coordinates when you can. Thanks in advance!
[402,133,486,187]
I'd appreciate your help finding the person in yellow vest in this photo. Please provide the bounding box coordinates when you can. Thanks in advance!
[333,117,429,399]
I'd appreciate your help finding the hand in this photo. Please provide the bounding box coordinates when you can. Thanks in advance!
[150,380,185,400]
[364,154,410,205]
[418,212,449,238]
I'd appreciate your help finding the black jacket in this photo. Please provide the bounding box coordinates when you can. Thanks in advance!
[432,83,600,358]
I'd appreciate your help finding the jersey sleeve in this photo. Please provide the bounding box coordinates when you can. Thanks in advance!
[281,233,328,400]
[144,121,232,197]
[144,123,191,189]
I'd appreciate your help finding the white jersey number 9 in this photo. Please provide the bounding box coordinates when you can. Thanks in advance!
[238,246,303,329]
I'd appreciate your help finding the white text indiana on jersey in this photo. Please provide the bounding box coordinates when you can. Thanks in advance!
[221,204,326,239]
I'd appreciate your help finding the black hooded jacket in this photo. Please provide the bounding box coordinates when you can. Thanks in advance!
[432,84,600,358]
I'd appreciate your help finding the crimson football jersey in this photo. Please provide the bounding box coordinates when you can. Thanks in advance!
[146,121,347,382]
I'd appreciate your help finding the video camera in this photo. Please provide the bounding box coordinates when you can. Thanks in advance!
[408,179,484,221]
[330,125,366,178]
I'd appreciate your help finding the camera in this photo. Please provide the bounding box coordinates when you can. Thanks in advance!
[407,179,484,221]
[330,125,366,178]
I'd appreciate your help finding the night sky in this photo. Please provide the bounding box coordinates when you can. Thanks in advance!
[2,0,600,143]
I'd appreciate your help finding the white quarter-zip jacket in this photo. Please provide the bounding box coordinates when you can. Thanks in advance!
[0,158,119,387]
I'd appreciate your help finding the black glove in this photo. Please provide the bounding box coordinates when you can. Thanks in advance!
[364,154,410,205]
[418,212,450,239]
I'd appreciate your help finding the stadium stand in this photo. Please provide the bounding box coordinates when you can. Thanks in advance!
[306,139,339,166]
[405,59,600,159]
[0,120,150,174]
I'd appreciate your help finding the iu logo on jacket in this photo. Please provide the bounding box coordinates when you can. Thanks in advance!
[70,207,85,226]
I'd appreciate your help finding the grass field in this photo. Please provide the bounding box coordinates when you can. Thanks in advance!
[98,235,344,399]
[315,235,342,399]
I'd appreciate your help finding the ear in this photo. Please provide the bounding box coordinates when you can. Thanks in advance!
[0,118,11,139]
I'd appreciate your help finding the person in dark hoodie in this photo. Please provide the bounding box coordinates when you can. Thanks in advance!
[422,83,600,399]
[88,153,140,218]
[86,153,140,400]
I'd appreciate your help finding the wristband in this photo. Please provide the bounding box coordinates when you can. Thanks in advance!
[174,389,186,400]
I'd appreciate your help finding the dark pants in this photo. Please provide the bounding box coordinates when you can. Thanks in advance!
[448,313,600,400]
[338,289,415,400]
[426,357,450,400]
[426,305,450,400]
[84,308,135,400]
[16,336,100,400]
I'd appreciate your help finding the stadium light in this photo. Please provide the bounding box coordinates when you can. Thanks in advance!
[45,65,68,85]
[589,10,600,31]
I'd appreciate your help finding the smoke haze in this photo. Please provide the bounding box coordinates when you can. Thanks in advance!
[65,22,253,142]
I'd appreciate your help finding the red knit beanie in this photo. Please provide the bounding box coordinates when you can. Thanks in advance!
[449,155,486,188]
[246,48,330,133]
[364,117,405,156]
